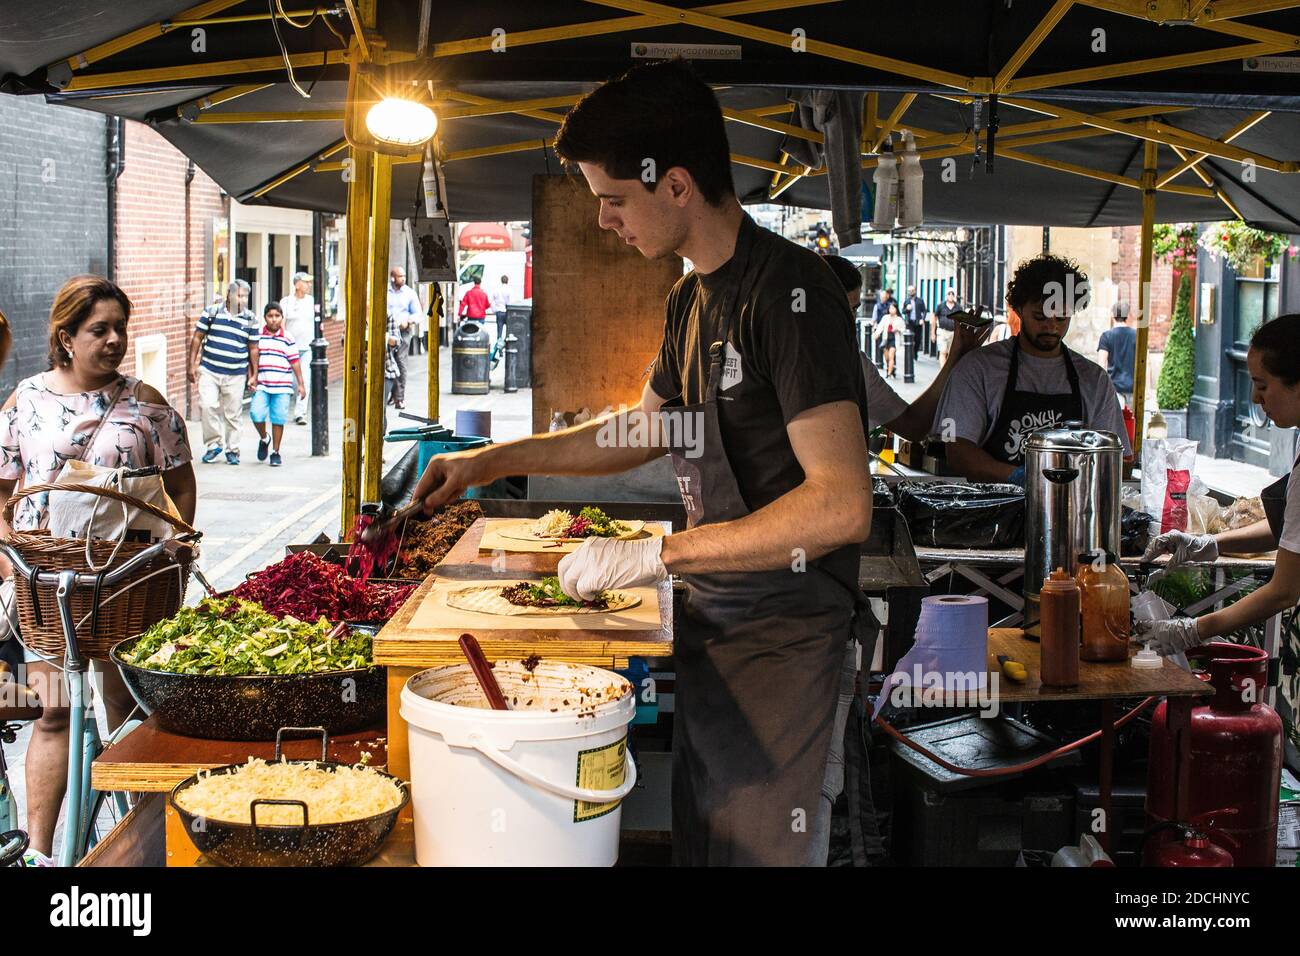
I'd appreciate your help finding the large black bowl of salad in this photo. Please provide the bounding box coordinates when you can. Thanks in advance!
[111,598,386,741]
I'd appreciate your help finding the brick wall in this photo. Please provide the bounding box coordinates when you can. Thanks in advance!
[1006,225,1176,358]
[0,98,108,395]
[113,119,226,409]
[1113,224,1177,352]
[114,122,346,416]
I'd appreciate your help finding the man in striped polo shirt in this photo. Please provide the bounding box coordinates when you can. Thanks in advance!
[188,279,258,464]
[250,302,306,467]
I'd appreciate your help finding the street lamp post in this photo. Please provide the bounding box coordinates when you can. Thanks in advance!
[310,210,329,456]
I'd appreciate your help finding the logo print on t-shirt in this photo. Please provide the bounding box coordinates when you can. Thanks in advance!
[721,342,743,391]
[1004,410,1065,458]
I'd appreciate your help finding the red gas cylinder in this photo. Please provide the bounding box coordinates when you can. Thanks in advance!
[1146,643,1283,867]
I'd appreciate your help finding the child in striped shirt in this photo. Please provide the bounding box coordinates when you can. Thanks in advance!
[250,303,306,467]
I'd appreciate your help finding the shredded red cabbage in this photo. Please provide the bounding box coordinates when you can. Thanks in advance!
[564,515,593,538]
[232,550,415,623]
[345,513,399,584]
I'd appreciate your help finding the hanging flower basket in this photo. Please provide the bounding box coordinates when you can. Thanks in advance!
[1152,222,1199,268]
[1198,221,1297,274]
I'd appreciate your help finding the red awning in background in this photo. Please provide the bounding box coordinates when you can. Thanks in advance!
[458,222,512,251]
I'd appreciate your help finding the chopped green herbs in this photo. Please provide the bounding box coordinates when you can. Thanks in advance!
[120,597,373,676]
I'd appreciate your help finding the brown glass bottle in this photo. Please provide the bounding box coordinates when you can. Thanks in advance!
[1039,568,1080,687]
[1076,550,1130,663]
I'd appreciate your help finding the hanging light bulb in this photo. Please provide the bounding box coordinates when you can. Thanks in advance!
[365,96,438,148]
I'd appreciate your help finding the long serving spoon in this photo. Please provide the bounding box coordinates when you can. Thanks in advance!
[457,633,509,711]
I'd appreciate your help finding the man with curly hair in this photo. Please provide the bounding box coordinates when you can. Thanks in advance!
[932,253,1130,484]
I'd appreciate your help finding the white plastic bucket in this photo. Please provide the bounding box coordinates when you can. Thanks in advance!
[400,659,636,867]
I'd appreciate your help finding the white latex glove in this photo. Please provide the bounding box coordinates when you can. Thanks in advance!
[1133,617,1202,657]
[557,537,667,601]
[1142,530,1218,586]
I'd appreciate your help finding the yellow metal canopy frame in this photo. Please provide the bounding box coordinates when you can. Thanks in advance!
[41,0,1300,530]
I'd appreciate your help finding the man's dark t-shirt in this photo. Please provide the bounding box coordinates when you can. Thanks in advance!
[1098,324,1137,393]
[649,215,870,583]
[935,301,960,332]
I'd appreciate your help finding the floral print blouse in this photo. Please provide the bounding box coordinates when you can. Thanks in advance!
[0,374,192,531]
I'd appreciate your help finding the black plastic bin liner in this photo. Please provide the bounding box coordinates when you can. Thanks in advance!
[1121,507,1155,557]
[896,481,1025,549]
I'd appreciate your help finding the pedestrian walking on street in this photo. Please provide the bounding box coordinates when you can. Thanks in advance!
[383,307,402,428]
[189,279,257,465]
[458,275,490,324]
[902,284,926,357]
[871,287,893,324]
[279,271,314,425]
[1098,300,1137,408]
[387,266,420,409]
[250,302,306,467]
[874,300,904,378]
[490,274,513,344]
[933,287,961,365]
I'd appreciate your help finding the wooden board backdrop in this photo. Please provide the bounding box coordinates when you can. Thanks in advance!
[530,174,683,434]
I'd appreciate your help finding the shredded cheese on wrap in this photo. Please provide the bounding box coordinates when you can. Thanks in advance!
[175,758,403,825]
[536,509,573,536]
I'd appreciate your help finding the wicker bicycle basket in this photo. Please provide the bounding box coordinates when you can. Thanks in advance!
[5,482,197,661]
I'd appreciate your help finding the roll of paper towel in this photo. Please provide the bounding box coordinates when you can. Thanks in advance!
[876,595,989,712]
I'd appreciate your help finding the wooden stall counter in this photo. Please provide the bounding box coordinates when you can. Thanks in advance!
[985,628,1211,702]
[375,517,674,778]
[984,627,1210,852]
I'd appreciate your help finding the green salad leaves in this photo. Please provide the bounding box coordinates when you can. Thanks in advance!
[120,597,373,676]
[575,506,629,538]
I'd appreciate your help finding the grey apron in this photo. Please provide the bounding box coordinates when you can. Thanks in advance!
[660,229,875,866]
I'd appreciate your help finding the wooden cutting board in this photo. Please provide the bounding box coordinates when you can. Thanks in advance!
[373,517,673,668]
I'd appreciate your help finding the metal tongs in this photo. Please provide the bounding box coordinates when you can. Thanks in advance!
[355,497,428,549]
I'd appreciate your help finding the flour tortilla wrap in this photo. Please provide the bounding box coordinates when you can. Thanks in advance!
[444,585,641,616]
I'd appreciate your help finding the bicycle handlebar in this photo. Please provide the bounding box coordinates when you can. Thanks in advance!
[0,534,199,591]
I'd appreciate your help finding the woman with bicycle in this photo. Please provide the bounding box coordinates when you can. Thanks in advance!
[0,276,196,866]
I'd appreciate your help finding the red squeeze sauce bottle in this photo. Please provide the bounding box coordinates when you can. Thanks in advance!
[1039,568,1080,687]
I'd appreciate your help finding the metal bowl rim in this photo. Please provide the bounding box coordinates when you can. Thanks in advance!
[168,759,410,833]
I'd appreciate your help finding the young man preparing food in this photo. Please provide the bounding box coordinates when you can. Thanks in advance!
[411,60,873,866]
[931,253,1130,485]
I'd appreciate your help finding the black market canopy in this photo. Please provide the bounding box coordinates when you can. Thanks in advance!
[1,0,1299,230]
[3,0,1300,528]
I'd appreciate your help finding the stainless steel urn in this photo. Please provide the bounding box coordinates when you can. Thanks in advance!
[1023,423,1123,637]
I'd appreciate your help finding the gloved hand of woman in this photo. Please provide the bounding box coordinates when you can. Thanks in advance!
[558,536,667,601]
[1133,616,1201,656]
[1141,530,1218,586]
